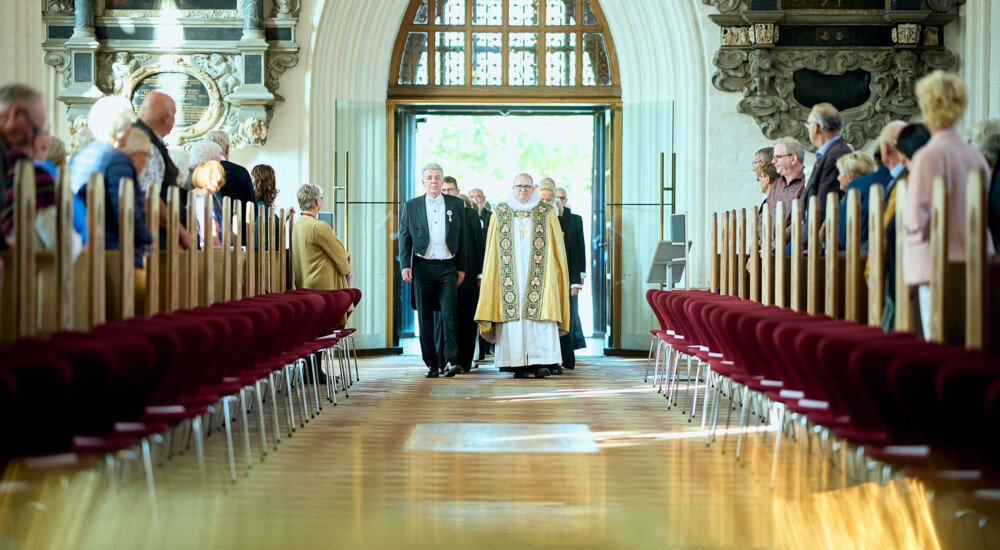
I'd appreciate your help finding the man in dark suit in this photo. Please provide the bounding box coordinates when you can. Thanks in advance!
[468,187,492,361]
[555,184,588,351]
[440,177,484,372]
[803,103,852,222]
[206,129,256,246]
[135,91,192,251]
[399,163,466,378]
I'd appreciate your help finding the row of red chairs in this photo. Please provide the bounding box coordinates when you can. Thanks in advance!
[0,288,362,499]
[644,288,1000,514]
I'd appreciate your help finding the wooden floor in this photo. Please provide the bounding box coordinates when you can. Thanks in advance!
[1,353,995,549]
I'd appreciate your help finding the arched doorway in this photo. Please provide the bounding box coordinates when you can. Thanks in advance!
[385,0,625,350]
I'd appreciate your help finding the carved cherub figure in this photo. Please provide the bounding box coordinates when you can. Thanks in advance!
[201,53,240,98]
[111,52,141,93]
[747,49,776,97]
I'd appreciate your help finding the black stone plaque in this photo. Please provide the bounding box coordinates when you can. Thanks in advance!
[780,0,883,9]
[104,0,237,10]
[131,72,212,129]
[792,69,872,112]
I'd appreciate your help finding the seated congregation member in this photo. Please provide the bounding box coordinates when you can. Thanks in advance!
[206,129,255,246]
[474,173,569,379]
[135,91,192,251]
[1,124,56,249]
[70,95,153,272]
[190,160,226,248]
[184,141,224,190]
[833,150,878,250]
[291,183,352,291]
[967,119,1000,247]
[538,181,582,374]
[904,71,994,339]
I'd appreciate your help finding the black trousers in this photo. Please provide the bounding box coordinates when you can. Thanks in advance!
[570,294,586,350]
[413,258,459,371]
[434,279,478,369]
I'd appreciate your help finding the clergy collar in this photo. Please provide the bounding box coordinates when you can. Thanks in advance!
[506,192,539,211]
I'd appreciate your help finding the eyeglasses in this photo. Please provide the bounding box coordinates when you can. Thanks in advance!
[513,184,532,190]
[773,153,794,160]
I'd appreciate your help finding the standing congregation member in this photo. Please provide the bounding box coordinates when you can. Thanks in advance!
[441,177,484,373]
[399,163,466,378]
[468,186,493,362]
[804,103,853,220]
[475,173,569,379]
[768,137,807,248]
[904,71,993,339]
[538,182,581,373]
[552,182,587,352]
[834,149,881,250]
[292,183,351,290]
[206,129,255,245]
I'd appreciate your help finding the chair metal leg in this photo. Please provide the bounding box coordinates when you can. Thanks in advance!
[700,367,713,432]
[350,335,360,382]
[735,385,750,460]
[645,338,657,384]
[267,373,282,447]
[238,389,253,473]
[770,404,786,488]
[254,380,268,459]
[310,355,323,414]
[283,365,297,433]
[337,343,350,397]
[326,348,338,406]
[140,437,158,517]
[191,415,207,488]
[222,397,238,482]
[297,360,310,424]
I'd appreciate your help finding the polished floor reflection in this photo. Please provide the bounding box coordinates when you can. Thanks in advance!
[1,355,995,549]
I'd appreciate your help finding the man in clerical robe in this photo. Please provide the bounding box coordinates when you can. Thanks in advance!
[475,173,570,379]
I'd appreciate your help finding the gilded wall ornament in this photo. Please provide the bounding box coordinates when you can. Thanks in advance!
[892,24,921,46]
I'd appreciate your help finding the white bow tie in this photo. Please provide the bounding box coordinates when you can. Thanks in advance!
[427,196,443,206]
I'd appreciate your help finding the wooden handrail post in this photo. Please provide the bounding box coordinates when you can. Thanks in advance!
[845,188,861,323]
[966,169,987,348]
[775,201,786,308]
[789,199,803,312]
[867,185,884,327]
[825,193,840,318]
[929,176,948,343]
[806,196,820,315]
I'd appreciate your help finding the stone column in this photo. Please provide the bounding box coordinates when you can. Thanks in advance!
[242,0,265,41]
[71,0,96,40]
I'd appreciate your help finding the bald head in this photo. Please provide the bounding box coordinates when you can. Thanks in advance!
[137,92,176,138]
[878,120,907,170]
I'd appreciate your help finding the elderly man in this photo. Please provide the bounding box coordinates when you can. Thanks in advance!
[134,91,191,250]
[469,187,491,232]
[768,137,807,247]
[0,84,45,255]
[836,120,906,250]
[441,176,484,372]
[551,181,587,352]
[205,129,255,245]
[804,103,853,219]
[475,173,570,379]
[399,163,467,378]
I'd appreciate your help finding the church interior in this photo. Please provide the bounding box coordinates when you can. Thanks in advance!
[1,0,999,548]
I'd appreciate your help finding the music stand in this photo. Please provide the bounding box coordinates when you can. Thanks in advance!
[646,213,690,289]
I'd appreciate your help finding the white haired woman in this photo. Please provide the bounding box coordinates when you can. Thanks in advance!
[69,95,153,271]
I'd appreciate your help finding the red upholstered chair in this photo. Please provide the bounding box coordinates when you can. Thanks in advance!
[644,289,666,383]
[0,347,74,461]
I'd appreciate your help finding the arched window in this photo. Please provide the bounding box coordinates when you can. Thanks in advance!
[389,0,620,99]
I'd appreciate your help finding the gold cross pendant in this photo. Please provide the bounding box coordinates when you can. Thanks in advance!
[519,226,527,238]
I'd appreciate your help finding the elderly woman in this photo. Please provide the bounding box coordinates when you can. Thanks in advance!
[291,183,351,291]
[190,159,226,248]
[69,95,152,271]
[835,151,877,192]
[904,71,993,339]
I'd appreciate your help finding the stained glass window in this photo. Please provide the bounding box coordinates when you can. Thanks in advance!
[393,0,617,94]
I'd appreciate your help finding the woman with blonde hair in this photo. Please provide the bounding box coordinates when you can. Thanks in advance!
[904,70,993,338]
[834,151,877,192]
[191,159,226,247]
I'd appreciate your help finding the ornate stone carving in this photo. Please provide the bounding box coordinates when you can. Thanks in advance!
[892,24,921,46]
[95,0,244,18]
[701,0,750,13]
[927,0,961,12]
[68,116,89,137]
[121,56,226,146]
[234,116,268,147]
[96,52,153,94]
[43,50,73,88]
[43,0,73,14]
[749,23,779,46]
[271,0,300,18]
[712,48,955,150]
[192,53,242,98]
[721,27,751,47]
[265,52,298,100]
[923,26,940,47]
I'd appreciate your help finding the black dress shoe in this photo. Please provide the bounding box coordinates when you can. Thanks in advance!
[513,370,529,379]
[535,367,551,379]
[461,364,471,373]
[551,366,563,375]
[444,362,462,377]
[425,370,439,378]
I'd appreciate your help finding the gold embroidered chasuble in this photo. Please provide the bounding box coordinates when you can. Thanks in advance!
[474,200,570,343]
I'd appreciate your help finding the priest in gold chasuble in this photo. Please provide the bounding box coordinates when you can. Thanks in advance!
[475,173,570,378]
